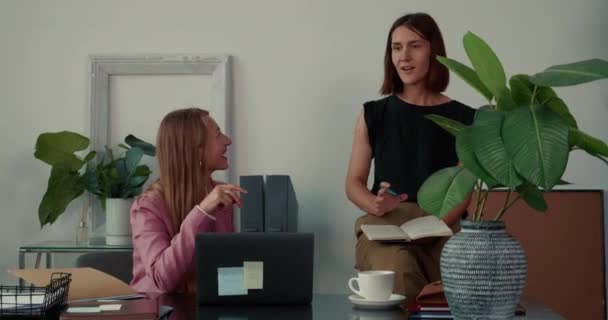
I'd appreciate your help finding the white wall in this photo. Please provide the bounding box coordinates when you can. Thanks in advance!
[1,0,606,292]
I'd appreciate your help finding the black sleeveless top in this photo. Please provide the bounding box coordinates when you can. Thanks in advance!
[364,95,476,202]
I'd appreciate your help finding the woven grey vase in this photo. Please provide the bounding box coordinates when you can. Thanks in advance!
[440,220,527,320]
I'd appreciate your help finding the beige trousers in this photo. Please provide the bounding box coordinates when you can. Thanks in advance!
[354,202,457,301]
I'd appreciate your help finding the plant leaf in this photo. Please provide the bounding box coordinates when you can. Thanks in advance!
[569,127,608,158]
[471,108,523,188]
[114,159,128,179]
[81,167,100,195]
[125,147,144,175]
[83,151,97,163]
[104,146,115,162]
[456,126,501,188]
[516,182,548,212]
[436,56,493,101]
[537,89,578,128]
[34,131,89,171]
[417,166,477,217]
[463,31,506,98]
[125,134,156,156]
[510,74,578,128]
[509,75,534,106]
[425,114,466,136]
[496,86,518,111]
[133,165,152,177]
[502,105,569,191]
[127,175,148,188]
[530,59,608,87]
[124,187,143,199]
[38,166,85,226]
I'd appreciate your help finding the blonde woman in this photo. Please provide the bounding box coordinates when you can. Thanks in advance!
[130,108,246,293]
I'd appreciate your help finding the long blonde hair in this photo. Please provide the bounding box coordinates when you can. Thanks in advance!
[154,108,212,235]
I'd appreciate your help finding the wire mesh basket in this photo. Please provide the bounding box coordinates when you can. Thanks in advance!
[0,272,71,319]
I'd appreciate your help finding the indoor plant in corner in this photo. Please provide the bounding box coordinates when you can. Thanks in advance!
[35,132,156,245]
[417,31,608,319]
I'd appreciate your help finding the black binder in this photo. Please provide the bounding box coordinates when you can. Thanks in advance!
[239,175,265,232]
[264,175,298,232]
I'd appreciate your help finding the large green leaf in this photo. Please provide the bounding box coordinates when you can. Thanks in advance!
[425,114,466,136]
[463,31,506,98]
[509,75,534,106]
[436,56,493,101]
[456,126,501,188]
[502,106,569,190]
[510,74,577,127]
[536,88,578,128]
[569,127,608,157]
[417,166,477,217]
[530,59,608,87]
[471,108,523,188]
[125,147,144,175]
[125,134,156,156]
[516,183,548,212]
[34,132,89,171]
[38,166,85,226]
[495,86,518,111]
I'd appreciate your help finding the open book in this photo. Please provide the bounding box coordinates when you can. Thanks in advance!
[361,215,452,241]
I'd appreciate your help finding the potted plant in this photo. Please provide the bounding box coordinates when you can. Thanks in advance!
[417,31,607,319]
[35,132,156,245]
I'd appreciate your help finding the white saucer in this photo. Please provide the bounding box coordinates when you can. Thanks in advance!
[348,294,406,310]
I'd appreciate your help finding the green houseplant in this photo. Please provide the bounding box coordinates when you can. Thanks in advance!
[415,31,608,319]
[34,132,156,228]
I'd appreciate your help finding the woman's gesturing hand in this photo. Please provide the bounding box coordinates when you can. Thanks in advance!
[199,184,248,214]
[369,182,408,216]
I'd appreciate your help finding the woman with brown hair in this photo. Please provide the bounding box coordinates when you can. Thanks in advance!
[130,108,246,293]
[345,13,475,300]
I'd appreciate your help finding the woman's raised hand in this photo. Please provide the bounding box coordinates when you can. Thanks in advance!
[199,184,248,214]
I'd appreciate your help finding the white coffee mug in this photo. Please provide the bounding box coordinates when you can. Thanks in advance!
[348,270,394,300]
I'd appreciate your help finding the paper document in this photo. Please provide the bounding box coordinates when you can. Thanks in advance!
[0,292,45,310]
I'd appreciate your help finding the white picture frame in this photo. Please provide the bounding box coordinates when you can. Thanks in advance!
[89,54,232,234]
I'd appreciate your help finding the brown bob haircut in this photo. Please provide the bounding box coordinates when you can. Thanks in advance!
[380,13,449,95]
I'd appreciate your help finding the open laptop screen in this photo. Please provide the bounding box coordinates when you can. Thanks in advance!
[196,233,314,305]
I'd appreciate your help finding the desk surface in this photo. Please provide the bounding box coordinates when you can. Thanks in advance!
[156,294,564,320]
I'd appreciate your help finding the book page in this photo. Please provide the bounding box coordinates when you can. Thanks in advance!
[360,225,410,241]
[400,215,452,240]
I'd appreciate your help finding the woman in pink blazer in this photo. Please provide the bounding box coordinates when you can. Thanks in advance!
[130,108,246,293]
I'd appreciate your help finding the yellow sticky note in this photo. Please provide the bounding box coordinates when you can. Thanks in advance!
[243,261,263,289]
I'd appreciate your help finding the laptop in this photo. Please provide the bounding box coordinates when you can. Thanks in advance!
[196,233,314,305]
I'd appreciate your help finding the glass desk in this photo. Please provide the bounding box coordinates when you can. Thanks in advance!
[19,238,133,269]
[155,293,565,320]
[18,238,132,285]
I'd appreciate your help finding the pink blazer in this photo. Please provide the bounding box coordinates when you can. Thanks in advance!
[129,189,234,293]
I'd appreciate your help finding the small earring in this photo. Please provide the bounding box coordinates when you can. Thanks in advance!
[199,160,203,167]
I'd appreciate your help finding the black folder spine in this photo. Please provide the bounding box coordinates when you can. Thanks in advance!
[239,175,264,232]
